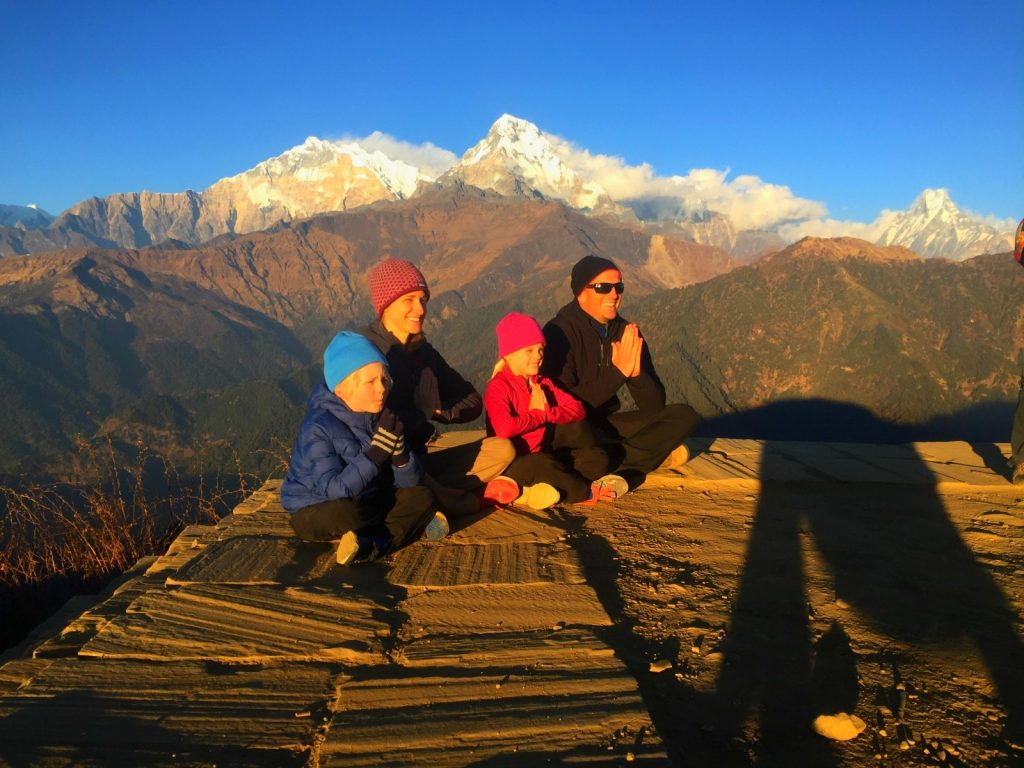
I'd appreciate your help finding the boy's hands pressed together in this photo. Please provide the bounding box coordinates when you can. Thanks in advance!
[367,408,407,466]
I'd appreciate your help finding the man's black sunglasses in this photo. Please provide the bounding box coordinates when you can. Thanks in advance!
[586,282,625,295]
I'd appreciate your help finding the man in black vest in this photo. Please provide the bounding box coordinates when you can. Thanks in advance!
[541,255,699,477]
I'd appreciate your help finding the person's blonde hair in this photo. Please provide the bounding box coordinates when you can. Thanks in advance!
[490,358,507,379]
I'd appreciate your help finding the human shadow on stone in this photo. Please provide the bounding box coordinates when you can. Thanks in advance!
[551,506,711,766]
[708,400,1024,765]
[811,622,859,718]
[699,397,1020,447]
[698,397,914,443]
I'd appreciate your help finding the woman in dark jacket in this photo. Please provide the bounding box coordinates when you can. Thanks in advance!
[358,258,519,513]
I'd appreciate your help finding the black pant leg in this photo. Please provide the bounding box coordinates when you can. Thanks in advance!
[502,452,591,504]
[289,486,436,548]
[289,497,383,542]
[386,485,439,547]
[608,403,700,474]
[550,421,613,482]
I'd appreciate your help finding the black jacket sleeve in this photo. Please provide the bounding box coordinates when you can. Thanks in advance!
[431,349,483,424]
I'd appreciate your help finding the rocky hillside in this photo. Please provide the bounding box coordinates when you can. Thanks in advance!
[0,189,732,474]
[1,187,1020,478]
[628,239,1024,435]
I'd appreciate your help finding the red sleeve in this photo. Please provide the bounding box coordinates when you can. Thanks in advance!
[484,373,547,439]
[538,376,585,424]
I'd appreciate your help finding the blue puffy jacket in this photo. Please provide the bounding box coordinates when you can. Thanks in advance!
[280,382,424,514]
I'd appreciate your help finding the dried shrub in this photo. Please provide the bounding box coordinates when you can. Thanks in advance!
[0,438,265,651]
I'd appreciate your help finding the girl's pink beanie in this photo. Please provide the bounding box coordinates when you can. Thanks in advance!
[496,312,545,358]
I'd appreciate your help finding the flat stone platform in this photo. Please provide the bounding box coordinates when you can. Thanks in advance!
[1,437,1021,766]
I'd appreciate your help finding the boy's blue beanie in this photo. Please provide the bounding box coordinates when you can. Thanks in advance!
[323,331,387,391]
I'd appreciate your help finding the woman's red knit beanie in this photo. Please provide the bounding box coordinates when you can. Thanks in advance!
[369,258,430,318]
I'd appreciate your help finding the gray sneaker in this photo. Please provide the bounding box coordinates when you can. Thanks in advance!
[594,473,629,499]
[424,511,450,541]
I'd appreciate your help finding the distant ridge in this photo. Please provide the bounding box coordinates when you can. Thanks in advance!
[630,238,1023,431]
[0,117,1012,261]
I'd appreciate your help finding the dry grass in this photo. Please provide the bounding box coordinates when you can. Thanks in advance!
[0,438,265,651]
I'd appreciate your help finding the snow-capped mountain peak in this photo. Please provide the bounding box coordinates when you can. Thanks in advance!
[464,114,548,165]
[235,136,425,199]
[448,114,618,213]
[875,188,1012,259]
[909,188,955,221]
[198,135,431,235]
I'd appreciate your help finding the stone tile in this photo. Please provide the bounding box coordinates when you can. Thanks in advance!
[400,583,612,635]
[80,583,393,663]
[167,535,334,585]
[232,480,284,515]
[387,541,585,587]
[448,505,570,545]
[396,627,617,669]
[0,658,335,767]
[0,658,52,695]
[212,509,294,536]
[319,666,663,766]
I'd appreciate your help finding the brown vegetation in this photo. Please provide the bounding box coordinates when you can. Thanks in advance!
[0,439,266,652]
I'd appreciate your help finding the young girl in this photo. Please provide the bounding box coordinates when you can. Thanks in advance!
[484,312,627,509]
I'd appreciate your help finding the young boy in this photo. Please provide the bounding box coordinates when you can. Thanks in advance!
[280,330,447,565]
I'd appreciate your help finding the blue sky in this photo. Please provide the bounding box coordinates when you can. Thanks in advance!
[2,0,1021,226]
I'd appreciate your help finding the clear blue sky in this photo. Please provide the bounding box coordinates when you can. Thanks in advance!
[2,0,1021,224]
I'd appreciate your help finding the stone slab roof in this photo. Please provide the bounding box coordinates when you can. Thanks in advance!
[1,436,1021,766]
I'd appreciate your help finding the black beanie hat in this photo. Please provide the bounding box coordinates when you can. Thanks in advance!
[570,255,619,296]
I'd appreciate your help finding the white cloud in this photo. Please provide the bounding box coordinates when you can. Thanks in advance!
[540,132,827,231]
[777,213,895,242]
[344,131,459,179]
[963,208,1018,233]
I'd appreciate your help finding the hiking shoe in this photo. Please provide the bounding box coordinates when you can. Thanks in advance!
[1013,463,1024,485]
[336,531,391,566]
[424,511,450,541]
[517,482,561,510]
[482,475,520,506]
[576,474,628,505]
[658,442,690,470]
[594,473,629,499]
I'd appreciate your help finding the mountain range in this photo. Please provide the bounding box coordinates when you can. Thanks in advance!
[0,184,1020,478]
[0,115,1013,262]
[0,204,54,229]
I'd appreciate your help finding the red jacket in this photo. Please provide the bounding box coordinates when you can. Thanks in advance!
[484,366,585,455]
